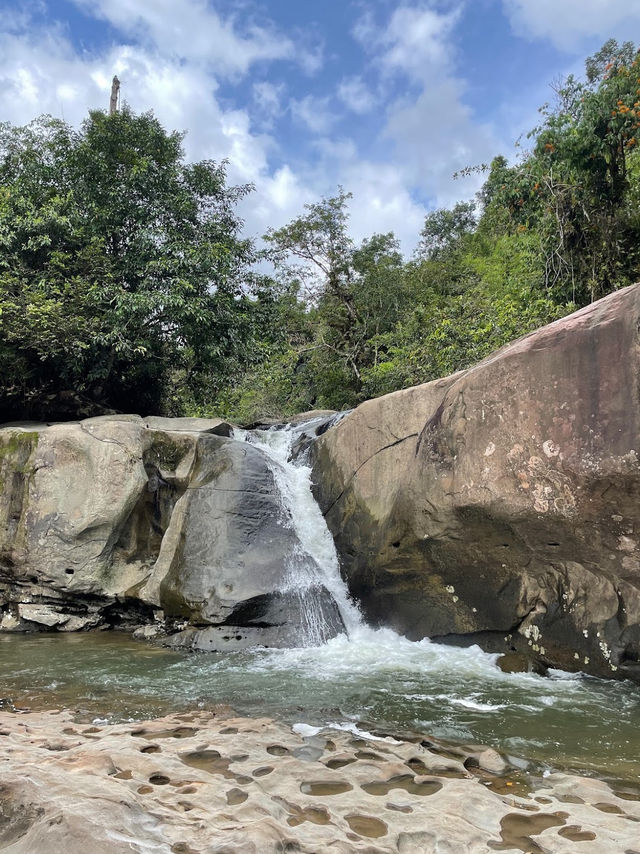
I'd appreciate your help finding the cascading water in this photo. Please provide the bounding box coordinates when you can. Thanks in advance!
[234,420,361,646]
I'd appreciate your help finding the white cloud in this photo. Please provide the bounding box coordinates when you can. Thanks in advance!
[340,161,427,249]
[71,0,297,75]
[289,94,336,135]
[384,79,499,205]
[297,40,325,76]
[354,5,459,81]
[253,81,285,118]
[353,4,500,209]
[380,6,459,79]
[337,76,375,114]
[503,0,640,50]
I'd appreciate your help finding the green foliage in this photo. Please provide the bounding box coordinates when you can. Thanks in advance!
[0,108,265,419]
[479,40,640,303]
[3,39,637,425]
[418,201,476,260]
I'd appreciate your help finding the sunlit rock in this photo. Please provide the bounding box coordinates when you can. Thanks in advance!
[312,283,640,682]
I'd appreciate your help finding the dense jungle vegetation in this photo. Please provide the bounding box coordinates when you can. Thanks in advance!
[2,40,640,422]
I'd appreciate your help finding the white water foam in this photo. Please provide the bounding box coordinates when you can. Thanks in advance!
[230,423,609,741]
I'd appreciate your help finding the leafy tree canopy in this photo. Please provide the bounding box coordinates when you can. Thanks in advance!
[0,106,269,419]
[3,40,639,425]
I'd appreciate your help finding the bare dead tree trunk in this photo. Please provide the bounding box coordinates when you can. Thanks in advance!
[109,76,120,115]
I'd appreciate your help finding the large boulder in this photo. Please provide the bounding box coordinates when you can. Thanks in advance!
[0,415,231,633]
[141,438,344,649]
[0,415,344,648]
[312,284,640,681]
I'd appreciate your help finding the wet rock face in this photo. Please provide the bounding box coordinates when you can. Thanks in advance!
[141,437,345,648]
[0,415,344,647]
[166,588,345,652]
[311,284,640,682]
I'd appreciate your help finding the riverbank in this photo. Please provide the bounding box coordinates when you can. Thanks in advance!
[1,708,638,853]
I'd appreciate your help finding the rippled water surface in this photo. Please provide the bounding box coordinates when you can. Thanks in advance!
[2,628,639,785]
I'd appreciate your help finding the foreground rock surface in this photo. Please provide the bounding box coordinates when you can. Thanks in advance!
[312,284,640,681]
[1,708,638,853]
[0,415,342,649]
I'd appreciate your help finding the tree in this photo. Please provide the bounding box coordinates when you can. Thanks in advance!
[417,201,476,260]
[0,107,264,419]
[478,40,640,303]
[264,189,355,307]
[263,192,414,409]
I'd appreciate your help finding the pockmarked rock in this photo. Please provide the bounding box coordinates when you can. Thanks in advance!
[0,708,637,854]
[311,284,640,681]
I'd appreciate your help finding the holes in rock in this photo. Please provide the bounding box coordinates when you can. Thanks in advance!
[406,758,429,774]
[287,806,331,827]
[253,766,274,777]
[556,794,583,805]
[613,788,640,801]
[300,780,353,796]
[325,757,356,770]
[226,788,248,805]
[148,774,170,786]
[558,826,597,842]
[391,541,401,549]
[547,542,560,547]
[267,745,290,756]
[140,744,161,754]
[488,812,566,852]
[355,750,384,762]
[147,726,198,740]
[65,568,74,575]
[345,814,388,838]
[180,749,229,777]
[361,775,442,797]
[386,802,413,813]
[594,802,624,814]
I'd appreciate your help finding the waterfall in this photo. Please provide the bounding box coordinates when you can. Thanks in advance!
[234,421,362,646]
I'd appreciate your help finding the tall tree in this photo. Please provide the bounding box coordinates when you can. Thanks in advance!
[0,107,264,419]
[479,40,640,303]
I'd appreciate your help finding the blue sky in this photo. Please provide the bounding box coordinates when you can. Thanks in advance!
[1,0,639,253]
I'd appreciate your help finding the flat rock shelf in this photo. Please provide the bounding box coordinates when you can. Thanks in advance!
[1,708,639,854]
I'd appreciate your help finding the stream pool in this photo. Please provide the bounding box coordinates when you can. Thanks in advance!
[2,626,639,787]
